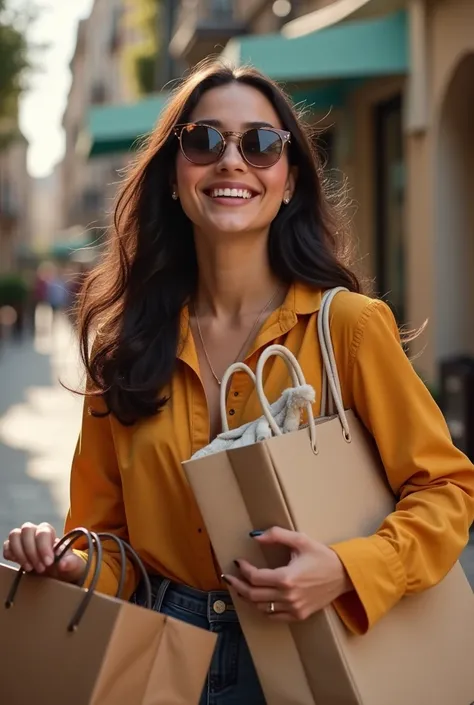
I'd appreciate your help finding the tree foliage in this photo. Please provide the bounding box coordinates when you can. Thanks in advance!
[122,0,161,97]
[0,0,30,119]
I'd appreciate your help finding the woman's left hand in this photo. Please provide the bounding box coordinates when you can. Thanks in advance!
[222,527,353,622]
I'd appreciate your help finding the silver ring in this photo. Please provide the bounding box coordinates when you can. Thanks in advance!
[267,601,275,614]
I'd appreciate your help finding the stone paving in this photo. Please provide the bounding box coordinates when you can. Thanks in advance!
[0,307,473,585]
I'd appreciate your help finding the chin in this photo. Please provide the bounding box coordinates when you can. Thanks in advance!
[208,218,258,235]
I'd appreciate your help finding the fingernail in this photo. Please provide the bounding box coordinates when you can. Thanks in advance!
[249,530,265,538]
[36,564,45,573]
[44,555,53,567]
[220,574,231,585]
[24,563,33,572]
[233,560,240,568]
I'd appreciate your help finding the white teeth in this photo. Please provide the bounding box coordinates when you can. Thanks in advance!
[210,188,253,199]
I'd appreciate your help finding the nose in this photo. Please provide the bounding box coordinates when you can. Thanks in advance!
[217,139,247,173]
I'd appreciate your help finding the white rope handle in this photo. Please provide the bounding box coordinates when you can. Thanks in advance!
[220,362,256,432]
[218,288,351,446]
[318,287,352,440]
[255,344,318,453]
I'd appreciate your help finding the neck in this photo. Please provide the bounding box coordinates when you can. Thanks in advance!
[193,230,282,319]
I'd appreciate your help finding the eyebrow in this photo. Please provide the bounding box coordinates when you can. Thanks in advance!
[194,119,276,129]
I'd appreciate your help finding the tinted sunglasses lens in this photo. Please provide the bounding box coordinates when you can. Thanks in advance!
[241,128,283,167]
[180,125,223,164]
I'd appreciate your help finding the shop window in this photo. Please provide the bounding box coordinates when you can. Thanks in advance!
[90,82,107,105]
[82,187,104,214]
[109,7,122,52]
[209,0,234,16]
[374,95,406,322]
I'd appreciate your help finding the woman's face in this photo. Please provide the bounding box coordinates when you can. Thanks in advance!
[174,82,295,239]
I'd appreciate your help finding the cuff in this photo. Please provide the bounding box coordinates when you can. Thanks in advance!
[330,534,406,635]
[73,549,121,597]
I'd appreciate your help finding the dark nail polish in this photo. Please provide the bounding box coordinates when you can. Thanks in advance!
[233,560,240,568]
[249,530,265,538]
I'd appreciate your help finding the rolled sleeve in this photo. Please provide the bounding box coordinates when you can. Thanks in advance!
[330,300,474,633]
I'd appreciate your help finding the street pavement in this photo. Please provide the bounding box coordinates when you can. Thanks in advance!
[0,308,83,553]
[0,308,473,586]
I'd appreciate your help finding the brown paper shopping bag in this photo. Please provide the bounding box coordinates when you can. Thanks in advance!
[184,287,474,705]
[0,528,216,705]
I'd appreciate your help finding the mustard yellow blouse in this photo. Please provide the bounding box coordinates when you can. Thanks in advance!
[66,283,474,634]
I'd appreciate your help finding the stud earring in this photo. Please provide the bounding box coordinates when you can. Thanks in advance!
[172,190,178,200]
[283,195,290,205]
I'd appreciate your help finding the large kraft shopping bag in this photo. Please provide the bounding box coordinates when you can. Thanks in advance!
[0,529,216,705]
[184,287,474,705]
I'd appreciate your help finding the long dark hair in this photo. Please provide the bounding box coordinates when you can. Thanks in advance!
[77,59,361,425]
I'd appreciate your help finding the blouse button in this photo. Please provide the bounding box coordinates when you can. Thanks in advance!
[233,391,239,397]
[229,409,235,416]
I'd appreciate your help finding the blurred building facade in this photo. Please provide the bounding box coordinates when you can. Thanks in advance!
[83,0,474,385]
[31,167,62,252]
[261,0,474,383]
[0,132,31,274]
[60,0,141,240]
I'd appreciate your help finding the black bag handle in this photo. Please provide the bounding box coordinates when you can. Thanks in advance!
[4,528,152,631]
[4,527,103,632]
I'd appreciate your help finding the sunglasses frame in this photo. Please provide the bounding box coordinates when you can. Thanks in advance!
[173,123,291,168]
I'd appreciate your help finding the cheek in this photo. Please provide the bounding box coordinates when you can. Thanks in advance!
[175,156,207,219]
[175,154,199,193]
[259,162,289,209]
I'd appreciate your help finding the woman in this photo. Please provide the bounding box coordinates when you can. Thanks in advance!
[4,61,474,704]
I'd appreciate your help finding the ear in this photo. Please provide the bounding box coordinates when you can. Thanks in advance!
[285,166,298,200]
[169,168,177,191]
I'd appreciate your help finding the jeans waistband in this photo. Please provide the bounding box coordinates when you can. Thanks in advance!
[148,574,238,623]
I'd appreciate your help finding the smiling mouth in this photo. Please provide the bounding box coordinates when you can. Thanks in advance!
[204,187,258,201]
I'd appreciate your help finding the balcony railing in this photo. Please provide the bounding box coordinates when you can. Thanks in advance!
[170,0,247,64]
[176,0,235,25]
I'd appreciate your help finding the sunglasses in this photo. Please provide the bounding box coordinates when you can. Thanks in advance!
[174,123,291,169]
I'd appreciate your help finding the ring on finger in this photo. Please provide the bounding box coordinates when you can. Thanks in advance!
[266,601,275,614]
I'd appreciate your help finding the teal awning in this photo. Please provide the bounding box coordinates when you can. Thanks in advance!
[84,93,169,157]
[85,11,408,159]
[222,11,408,81]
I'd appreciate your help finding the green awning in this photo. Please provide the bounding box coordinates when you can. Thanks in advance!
[84,93,169,157]
[85,11,407,159]
[222,11,408,81]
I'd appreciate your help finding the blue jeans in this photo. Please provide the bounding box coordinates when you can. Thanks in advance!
[132,575,266,705]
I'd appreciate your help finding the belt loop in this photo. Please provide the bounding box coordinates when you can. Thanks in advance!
[153,578,172,612]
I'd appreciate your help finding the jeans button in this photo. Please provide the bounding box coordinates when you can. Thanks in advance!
[213,599,226,614]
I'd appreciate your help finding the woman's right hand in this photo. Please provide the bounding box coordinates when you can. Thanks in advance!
[3,522,87,584]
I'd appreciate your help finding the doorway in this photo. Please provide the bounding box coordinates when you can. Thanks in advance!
[374,95,406,322]
[435,54,474,360]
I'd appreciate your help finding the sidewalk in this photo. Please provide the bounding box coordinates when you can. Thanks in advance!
[0,309,83,548]
[0,309,473,586]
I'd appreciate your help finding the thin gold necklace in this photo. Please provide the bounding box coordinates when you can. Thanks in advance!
[193,287,281,386]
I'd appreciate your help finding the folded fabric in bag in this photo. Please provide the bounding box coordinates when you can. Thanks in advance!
[184,287,474,705]
[192,376,316,457]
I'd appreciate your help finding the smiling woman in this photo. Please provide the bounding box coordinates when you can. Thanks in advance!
[77,59,358,428]
[4,58,474,705]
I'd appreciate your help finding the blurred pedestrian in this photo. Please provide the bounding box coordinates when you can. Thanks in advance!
[45,268,68,322]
